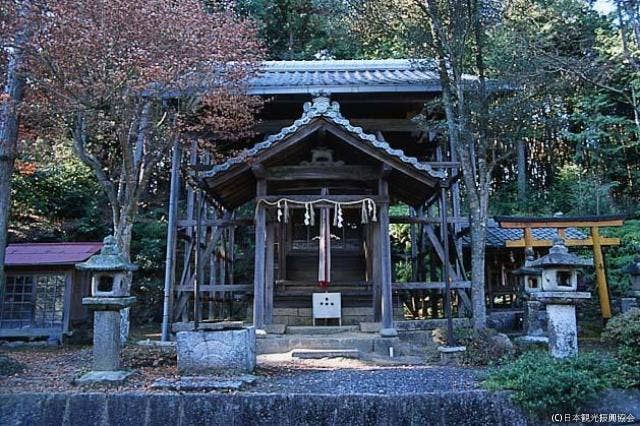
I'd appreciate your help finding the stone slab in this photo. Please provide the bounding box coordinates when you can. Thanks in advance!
[438,346,466,365]
[177,328,256,375]
[291,349,360,359]
[75,370,133,386]
[172,321,244,332]
[359,322,382,333]
[530,291,591,304]
[82,297,136,310]
[151,375,257,391]
[286,325,358,335]
[264,324,287,334]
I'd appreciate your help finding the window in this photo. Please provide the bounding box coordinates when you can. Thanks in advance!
[0,275,35,328]
[557,270,572,287]
[1,273,67,329]
[527,277,539,289]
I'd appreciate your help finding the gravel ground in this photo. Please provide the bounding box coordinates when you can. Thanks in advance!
[254,355,481,395]
[0,346,483,395]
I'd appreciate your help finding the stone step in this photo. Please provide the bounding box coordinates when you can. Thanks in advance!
[257,333,399,356]
[286,325,359,335]
[291,349,360,359]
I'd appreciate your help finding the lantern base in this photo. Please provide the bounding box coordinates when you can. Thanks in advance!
[76,370,133,386]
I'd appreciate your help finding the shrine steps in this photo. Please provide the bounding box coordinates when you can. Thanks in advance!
[291,348,361,359]
[256,331,399,356]
[286,325,359,335]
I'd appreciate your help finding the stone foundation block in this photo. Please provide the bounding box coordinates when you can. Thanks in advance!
[177,328,256,375]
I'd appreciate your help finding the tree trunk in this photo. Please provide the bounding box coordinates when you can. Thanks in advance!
[115,211,135,344]
[517,139,527,206]
[469,200,488,329]
[0,8,28,305]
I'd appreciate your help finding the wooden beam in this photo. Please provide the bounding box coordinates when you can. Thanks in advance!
[592,227,612,319]
[390,215,469,225]
[393,281,472,290]
[176,284,252,292]
[253,179,267,330]
[378,179,396,335]
[257,195,388,206]
[264,224,275,325]
[505,237,621,248]
[325,124,439,187]
[497,219,625,228]
[264,165,380,181]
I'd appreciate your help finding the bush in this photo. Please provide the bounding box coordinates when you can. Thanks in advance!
[602,308,640,362]
[484,351,627,417]
[0,354,25,376]
[601,308,640,386]
[455,328,515,366]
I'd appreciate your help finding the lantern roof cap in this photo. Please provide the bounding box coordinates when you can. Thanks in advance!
[75,236,138,272]
[528,238,593,268]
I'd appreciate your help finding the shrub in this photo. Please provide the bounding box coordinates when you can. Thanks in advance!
[601,308,640,386]
[484,351,626,417]
[601,308,640,362]
[455,328,515,366]
[0,353,25,376]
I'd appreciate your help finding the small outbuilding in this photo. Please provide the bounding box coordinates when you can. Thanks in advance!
[0,242,102,341]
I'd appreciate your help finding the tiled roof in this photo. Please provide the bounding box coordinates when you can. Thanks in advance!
[248,59,474,95]
[461,220,588,248]
[5,243,103,266]
[199,96,446,180]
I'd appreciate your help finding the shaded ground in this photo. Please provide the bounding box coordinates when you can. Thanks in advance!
[0,345,483,395]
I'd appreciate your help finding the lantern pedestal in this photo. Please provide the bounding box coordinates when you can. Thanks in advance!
[78,296,136,385]
[530,291,590,358]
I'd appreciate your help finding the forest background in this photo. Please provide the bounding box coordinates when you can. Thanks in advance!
[4,0,640,325]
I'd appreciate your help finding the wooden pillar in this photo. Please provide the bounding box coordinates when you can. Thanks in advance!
[265,223,275,325]
[161,141,181,341]
[371,222,382,322]
[591,227,612,319]
[524,227,534,249]
[253,179,267,331]
[378,179,397,337]
[194,191,204,327]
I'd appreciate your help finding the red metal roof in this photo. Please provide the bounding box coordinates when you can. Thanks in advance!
[4,242,103,266]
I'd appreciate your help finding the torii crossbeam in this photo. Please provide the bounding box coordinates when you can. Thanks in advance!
[494,215,626,319]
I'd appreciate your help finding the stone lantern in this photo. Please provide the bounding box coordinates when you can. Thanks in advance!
[513,248,546,342]
[527,238,592,358]
[75,236,137,384]
[622,254,640,312]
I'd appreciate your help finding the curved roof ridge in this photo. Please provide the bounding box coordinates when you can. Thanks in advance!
[261,59,436,72]
[200,96,446,180]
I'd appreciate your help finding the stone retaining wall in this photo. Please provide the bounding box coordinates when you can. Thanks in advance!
[3,389,638,425]
[1,390,527,425]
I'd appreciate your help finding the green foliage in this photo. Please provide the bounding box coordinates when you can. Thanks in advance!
[130,208,168,325]
[237,0,357,59]
[484,351,628,417]
[601,308,640,385]
[10,157,108,241]
[602,220,640,294]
